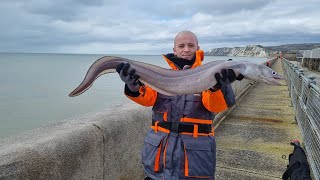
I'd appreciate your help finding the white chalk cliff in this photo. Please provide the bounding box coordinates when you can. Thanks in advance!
[205,45,269,57]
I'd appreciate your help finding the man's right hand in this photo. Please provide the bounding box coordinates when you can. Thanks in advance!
[116,63,141,92]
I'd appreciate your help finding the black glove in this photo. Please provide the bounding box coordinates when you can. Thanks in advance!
[116,63,141,92]
[210,69,244,91]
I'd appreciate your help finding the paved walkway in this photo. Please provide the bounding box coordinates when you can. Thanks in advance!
[214,59,302,179]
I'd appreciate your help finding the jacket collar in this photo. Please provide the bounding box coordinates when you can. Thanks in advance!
[162,50,204,70]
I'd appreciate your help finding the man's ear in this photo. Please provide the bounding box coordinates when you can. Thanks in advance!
[173,48,176,55]
[197,46,200,50]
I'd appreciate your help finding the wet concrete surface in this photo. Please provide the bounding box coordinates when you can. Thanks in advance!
[214,59,302,179]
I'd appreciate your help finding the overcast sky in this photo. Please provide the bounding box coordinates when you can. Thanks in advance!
[1,0,320,54]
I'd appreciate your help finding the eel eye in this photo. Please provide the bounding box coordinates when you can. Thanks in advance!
[272,71,276,75]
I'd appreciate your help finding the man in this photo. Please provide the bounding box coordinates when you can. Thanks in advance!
[116,30,243,180]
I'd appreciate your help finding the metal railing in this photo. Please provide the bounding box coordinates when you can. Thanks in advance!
[282,59,320,179]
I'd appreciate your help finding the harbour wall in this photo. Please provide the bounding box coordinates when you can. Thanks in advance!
[0,59,277,179]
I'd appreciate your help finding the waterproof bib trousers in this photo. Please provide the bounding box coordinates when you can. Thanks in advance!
[142,93,217,180]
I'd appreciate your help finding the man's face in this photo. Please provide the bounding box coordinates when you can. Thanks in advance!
[173,33,199,60]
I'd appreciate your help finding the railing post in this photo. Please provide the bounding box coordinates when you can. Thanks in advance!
[297,69,304,96]
[297,69,304,78]
[289,65,299,96]
[302,75,317,105]
[307,75,316,87]
[292,69,305,124]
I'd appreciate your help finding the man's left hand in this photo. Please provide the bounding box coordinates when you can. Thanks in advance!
[210,69,244,91]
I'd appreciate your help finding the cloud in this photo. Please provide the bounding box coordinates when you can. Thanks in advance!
[0,0,320,54]
[22,0,105,21]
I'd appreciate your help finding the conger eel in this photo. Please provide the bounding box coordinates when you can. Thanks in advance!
[69,56,284,97]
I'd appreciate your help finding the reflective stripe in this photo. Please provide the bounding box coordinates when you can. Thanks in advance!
[193,124,198,138]
[163,112,168,121]
[154,121,159,133]
[181,127,214,136]
[151,126,170,133]
[181,117,212,124]
[154,140,162,172]
[181,132,214,136]
[184,145,189,176]
[154,114,213,125]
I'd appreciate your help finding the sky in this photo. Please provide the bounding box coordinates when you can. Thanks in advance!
[1,0,320,54]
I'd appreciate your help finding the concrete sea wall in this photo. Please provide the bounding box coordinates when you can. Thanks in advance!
[0,105,151,179]
[0,59,277,180]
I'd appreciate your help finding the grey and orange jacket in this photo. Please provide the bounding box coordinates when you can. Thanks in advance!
[125,50,236,115]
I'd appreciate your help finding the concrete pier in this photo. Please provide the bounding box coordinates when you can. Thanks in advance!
[0,58,307,179]
[215,59,302,179]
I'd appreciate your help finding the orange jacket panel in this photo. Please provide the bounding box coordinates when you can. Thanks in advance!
[126,85,157,106]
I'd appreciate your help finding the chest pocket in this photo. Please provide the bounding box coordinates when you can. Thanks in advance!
[152,93,172,121]
[183,94,213,120]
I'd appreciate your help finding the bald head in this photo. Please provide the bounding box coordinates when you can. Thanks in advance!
[173,30,200,60]
[174,30,198,47]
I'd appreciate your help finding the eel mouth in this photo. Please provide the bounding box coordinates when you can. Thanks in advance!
[270,79,283,85]
[273,74,284,79]
[269,75,285,85]
[259,74,284,85]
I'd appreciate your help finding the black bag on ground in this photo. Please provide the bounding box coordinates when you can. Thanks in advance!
[282,141,312,180]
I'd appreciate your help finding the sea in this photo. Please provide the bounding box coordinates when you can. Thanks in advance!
[0,53,267,138]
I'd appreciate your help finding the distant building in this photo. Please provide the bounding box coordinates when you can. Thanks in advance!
[299,48,320,71]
